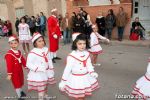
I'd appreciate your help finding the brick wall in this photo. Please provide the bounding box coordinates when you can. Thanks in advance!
[66,0,132,39]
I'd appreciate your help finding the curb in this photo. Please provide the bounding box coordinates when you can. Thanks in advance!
[109,40,150,47]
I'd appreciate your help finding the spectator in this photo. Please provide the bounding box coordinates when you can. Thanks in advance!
[40,12,47,36]
[78,7,84,16]
[6,20,12,36]
[116,7,128,41]
[58,14,63,35]
[15,17,20,34]
[35,14,40,33]
[62,13,72,45]
[96,12,106,36]
[29,16,36,36]
[105,9,116,40]
[0,23,4,37]
[131,17,145,40]
[82,10,92,38]
[71,12,77,32]
[24,15,30,25]
[2,22,9,37]
[74,14,85,33]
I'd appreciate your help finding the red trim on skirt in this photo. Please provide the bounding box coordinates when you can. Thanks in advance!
[61,81,100,98]
[28,89,47,93]
[89,50,103,54]
[72,72,88,76]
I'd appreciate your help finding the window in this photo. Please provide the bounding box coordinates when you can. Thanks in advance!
[15,8,25,18]
[135,2,138,7]
[134,2,138,14]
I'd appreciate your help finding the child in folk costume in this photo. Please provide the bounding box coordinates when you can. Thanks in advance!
[89,25,109,65]
[132,58,150,100]
[5,36,27,100]
[26,32,56,100]
[59,33,100,100]
[18,17,32,55]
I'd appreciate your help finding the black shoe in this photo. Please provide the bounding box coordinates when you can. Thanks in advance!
[21,91,26,97]
[18,97,25,100]
[52,58,56,63]
[54,57,61,60]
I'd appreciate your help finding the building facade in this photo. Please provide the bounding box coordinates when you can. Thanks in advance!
[0,0,66,33]
[0,0,150,35]
[66,0,150,38]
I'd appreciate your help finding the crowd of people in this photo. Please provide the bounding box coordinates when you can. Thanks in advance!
[59,7,146,42]
[0,19,12,37]
[15,12,47,36]
[0,7,146,42]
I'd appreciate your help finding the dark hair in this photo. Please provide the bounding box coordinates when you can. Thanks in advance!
[108,9,114,15]
[79,7,84,11]
[40,12,44,15]
[77,14,81,18]
[83,11,88,15]
[33,36,46,47]
[20,17,25,23]
[31,16,35,18]
[72,33,90,50]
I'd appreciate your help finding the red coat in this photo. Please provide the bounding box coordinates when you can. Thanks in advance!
[5,50,26,89]
[47,15,61,52]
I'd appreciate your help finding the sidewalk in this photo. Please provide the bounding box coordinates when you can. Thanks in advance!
[110,39,150,47]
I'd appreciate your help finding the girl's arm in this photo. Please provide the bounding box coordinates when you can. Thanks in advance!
[86,56,98,78]
[97,33,107,40]
[61,56,73,81]
[21,56,28,69]
[86,56,94,74]
[97,33,109,43]
[47,52,54,70]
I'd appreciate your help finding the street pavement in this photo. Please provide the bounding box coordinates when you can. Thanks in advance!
[0,37,150,100]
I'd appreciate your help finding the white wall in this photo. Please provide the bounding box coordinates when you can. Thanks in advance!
[32,0,48,17]
[0,3,8,20]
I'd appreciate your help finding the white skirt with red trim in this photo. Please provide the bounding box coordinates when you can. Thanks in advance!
[27,71,56,92]
[132,75,150,99]
[88,44,103,54]
[19,35,31,43]
[62,73,100,98]
[28,77,56,93]
[28,80,48,92]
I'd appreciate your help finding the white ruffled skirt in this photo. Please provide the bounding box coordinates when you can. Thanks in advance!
[61,73,100,98]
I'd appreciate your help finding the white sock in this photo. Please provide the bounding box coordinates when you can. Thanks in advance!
[50,52,54,59]
[15,88,21,97]
[38,92,45,100]
[53,52,57,58]
[20,88,22,92]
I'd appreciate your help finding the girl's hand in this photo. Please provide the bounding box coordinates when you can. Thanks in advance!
[91,72,98,78]
[106,39,110,44]
[103,39,110,44]
[59,81,66,91]
[7,75,12,80]
[53,34,58,39]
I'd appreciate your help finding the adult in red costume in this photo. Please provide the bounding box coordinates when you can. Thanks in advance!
[47,8,62,63]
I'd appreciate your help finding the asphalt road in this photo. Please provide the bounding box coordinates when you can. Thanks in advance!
[0,37,150,100]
